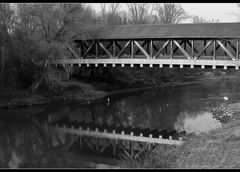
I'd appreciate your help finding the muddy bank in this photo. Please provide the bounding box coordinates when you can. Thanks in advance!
[0,80,105,109]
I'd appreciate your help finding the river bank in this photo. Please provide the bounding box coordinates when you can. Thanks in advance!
[174,118,240,168]
[0,71,234,109]
[118,117,240,168]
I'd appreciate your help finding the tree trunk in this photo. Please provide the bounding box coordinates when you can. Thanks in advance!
[1,46,4,73]
[28,73,45,96]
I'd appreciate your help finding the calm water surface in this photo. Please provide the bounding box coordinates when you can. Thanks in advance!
[0,77,240,167]
[46,78,240,134]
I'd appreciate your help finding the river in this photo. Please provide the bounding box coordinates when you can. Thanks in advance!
[0,77,240,167]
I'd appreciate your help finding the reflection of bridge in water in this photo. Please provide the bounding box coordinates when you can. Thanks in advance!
[50,120,184,159]
[56,23,240,69]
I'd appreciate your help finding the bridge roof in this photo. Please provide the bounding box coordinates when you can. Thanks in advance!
[75,22,240,40]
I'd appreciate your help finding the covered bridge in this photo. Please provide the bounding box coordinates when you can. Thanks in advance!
[57,22,240,69]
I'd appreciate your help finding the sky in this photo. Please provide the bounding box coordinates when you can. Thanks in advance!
[88,3,240,23]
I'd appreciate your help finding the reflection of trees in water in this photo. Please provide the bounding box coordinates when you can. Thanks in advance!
[117,89,187,130]
[47,79,240,132]
[91,90,184,130]
[0,120,67,168]
[47,88,206,131]
[222,79,240,100]
[48,100,132,127]
[203,79,240,102]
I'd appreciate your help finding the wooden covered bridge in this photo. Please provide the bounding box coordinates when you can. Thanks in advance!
[56,22,240,69]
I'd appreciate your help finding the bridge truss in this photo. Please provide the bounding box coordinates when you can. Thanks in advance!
[57,38,240,69]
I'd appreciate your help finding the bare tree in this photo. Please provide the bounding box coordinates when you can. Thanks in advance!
[127,3,153,24]
[98,3,127,25]
[0,3,104,90]
[192,15,219,23]
[154,3,188,24]
[192,15,208,23]
[109,3,120,15]
[16,4,39,38]
[13,3,101,93]
[100,3,107,18]
[0,4,16,34]
[230,4,240,21]
[106,3,124,25]
[0,4,16,74]
[119,11,128,25]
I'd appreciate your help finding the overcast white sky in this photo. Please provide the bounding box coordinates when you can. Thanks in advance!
[88,3,240,23]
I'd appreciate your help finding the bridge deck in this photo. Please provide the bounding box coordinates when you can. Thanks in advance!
[57,58,240,69]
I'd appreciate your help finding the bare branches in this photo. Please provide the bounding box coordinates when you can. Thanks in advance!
[227,6,240,22]
[98,3,126,25]
[0,4,16,34]
[127,3,153,24]
[126,3,188,24]
[154,3,188,24]
[191,15,219,23]
[100,3,107,18]
[192,15,208,23]
[109,3,120,15]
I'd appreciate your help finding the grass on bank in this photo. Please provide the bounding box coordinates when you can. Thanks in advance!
[118,119,240,168]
